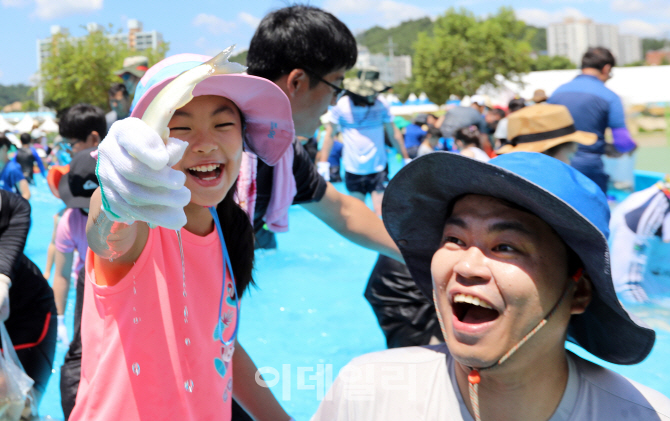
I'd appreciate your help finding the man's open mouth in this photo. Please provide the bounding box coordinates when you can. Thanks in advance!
[452,294,500,324]
[188,163,222,181]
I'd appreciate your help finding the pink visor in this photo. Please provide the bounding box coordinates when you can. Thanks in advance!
[130,54,294,166]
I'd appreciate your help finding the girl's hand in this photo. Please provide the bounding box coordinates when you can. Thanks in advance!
[96,118,191,230]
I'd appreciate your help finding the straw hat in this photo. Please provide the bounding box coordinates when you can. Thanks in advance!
[497,104,596,154]
[532,89,548,103]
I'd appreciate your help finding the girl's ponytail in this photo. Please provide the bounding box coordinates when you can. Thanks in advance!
[216,181,255,297]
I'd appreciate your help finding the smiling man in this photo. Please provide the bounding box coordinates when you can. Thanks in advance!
[238,5,402,260]
[313,152,670,421]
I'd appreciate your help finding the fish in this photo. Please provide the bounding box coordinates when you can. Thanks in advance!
[141,45,246,143]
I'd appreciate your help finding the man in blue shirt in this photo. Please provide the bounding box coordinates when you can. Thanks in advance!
[0,134,30,200]
[548,47,636,192]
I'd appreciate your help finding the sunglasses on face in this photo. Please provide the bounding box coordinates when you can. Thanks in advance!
[302,67,346,101]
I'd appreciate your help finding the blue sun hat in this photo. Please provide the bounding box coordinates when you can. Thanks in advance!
[130,53,294,166]
[382,151,655,365]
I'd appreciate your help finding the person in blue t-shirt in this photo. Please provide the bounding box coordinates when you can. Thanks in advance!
[0,134,30,200]
[403,114,428,158]
[548,47,637,193]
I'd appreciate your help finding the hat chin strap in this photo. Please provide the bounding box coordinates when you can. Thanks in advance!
[433,268,582,421]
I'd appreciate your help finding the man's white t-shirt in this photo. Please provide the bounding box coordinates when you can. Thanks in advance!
[312,344,670,421]
[328,97,393,176]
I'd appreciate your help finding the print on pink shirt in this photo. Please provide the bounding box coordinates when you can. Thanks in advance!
[214,276,238,403]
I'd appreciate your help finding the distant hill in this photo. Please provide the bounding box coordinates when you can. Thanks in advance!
[0,84,31,108]
[356,17,434,56]
[355,18,548,57]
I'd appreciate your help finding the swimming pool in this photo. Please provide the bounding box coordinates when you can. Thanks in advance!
[24,161,670,420]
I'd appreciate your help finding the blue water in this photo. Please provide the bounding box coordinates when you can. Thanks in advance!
[22,162,670,421]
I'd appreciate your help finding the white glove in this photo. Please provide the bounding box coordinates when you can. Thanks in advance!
[403,157,412,165]
[97,118,191,230]
[0,274,10,322]
[317,161,331,182]
[57,315,70,347]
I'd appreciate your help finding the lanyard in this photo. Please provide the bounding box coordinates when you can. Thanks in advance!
[209,206,240,346]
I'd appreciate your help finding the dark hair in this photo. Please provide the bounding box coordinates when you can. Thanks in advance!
[426,127,442,139]
[0,134,11,150]
[19,133,31,145]
[108,82,129,98]
[455,126,481,146]
[490,108,506,119]
[216,182,255,297]
[581,47,616,70]
[508,98,526,113]
[59,103,107,140]
[246,5,357,87]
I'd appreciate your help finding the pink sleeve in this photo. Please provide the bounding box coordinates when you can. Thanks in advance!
[55,209,75,253]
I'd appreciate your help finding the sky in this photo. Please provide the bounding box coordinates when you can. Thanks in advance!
[1,0,670,85]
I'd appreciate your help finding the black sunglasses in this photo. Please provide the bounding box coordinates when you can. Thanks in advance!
[302,67,347,101]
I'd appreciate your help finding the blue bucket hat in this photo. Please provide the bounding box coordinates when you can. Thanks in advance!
[382,152,655,365]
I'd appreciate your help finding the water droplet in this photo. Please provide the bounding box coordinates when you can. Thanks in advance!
[183,290,187,297]
[132,363,140,376]
[109,257,114,263]
[184,306,188,318]
[133,286,137,294]
[185,338,190,346]
[133,317,139,324]
[184,379,193,392]
[184,318,188,323]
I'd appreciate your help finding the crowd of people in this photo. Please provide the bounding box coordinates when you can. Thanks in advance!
[0,4,668,421]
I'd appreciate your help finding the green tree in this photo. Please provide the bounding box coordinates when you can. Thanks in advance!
[0,84,32,108]
[413,7,532,104]
[530,55,576,71]
[21,100,39,111]
[40,26,168,112]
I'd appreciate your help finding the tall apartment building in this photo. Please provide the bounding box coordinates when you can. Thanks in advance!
[547,18,641,66]
[35,19,163,106]
[355,45,412,84]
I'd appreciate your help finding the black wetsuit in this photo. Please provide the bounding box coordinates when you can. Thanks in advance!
[365,255,443,348]
[0,190,57,399]
[14,148,37,184]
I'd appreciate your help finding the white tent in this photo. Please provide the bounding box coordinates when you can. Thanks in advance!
[479,65,670,107]
[38,117,59,133]
[13,114,35,134]
[0,115,14,132]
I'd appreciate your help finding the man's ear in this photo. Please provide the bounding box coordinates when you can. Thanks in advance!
[570,273,593,315]
[88,131,101,146]
[284,69,309,99]
[602,64,612,79]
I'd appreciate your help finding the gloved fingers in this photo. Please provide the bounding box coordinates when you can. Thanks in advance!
[166,137,189,168]
[118,185,191,208]
[99,140,186,190]
[109,118,171,171]
[102,189,188,230]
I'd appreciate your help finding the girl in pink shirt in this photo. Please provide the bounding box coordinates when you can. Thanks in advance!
[70,52,295,421]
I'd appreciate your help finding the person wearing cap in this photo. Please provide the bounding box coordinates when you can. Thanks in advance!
[548,47,637,193]
[114,56,148,97]
[239,5,402,260]
[313,152,670,420]
[0,134,30,200]
[316,72,410,216]
[496,103,597,164]
[609,175,670,303]
[70,51,294,421]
